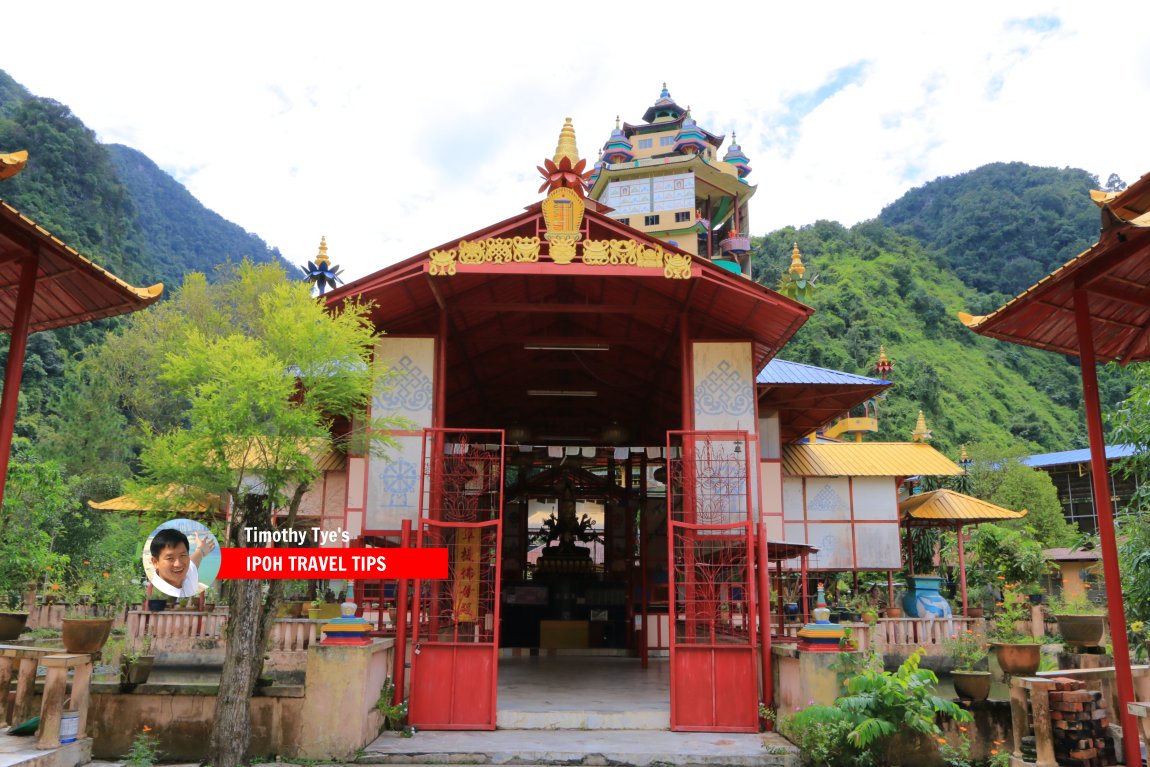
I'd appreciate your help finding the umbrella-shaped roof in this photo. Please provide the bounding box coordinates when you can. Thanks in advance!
[899,488,1027,528]
[781,443,963,477]
[88,484,223,516]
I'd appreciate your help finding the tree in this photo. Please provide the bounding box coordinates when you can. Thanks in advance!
[967,445,1076,547]
[0,439,73,601]
[88,261,394,767]
[1104,173,1128,193]
[1111,363,1150,638]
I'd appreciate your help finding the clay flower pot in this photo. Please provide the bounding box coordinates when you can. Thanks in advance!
[61,617,113,654]
[1054,614,1106,648]
[0,611,28,640]
[951,670,992,702]
[992,642,1041,676]
[120,655,155,686]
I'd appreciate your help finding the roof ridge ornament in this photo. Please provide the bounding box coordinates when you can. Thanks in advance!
[912,411,932,443]
[0,150,29,181]
[538,118,590,198]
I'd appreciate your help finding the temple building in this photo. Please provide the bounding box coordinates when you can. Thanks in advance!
[588,85,754,275]
[319,95,961,733]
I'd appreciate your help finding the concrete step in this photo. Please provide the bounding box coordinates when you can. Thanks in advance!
[0,735,91,767]
[358,729,799,767]
[496,707,668,730]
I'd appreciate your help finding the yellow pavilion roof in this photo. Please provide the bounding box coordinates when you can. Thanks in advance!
[88,484,223,515]
[780,442,963,477]
[900,488,1027,525]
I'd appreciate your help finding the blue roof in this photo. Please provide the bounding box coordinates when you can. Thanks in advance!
[1023,444,1140,468]
[756,358,891,386]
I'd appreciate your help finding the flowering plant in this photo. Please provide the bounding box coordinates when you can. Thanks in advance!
[944,629,988,671]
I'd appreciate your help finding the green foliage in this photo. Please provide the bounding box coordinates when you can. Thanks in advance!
[944,629,988,671]
[877,162,1100,296]
[376,676,413,736]
[0,441,73,598]
[967,524,1052,598]
[966,446,1075,547]
[123,727,162,767]
[780,649,970,767]
[989,584,1035,643]
[751,220,1088,456]
[1112,363,1150,645]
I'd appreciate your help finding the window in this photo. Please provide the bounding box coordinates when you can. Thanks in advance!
[618,218,630,226]
[638,138,653,149]
[674,211,691,223]
[644,215,660,226]
[660,136,675,146]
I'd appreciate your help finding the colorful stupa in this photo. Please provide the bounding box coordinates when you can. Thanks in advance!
[796,583,845,652]
[589,84,754,274]
[320,580,372,645]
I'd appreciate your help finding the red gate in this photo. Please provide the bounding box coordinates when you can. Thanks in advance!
[666,430,759,732]
[408,429,503,730]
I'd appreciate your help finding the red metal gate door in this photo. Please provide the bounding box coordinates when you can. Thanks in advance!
[667,431,759,732]
[408,429,503,730]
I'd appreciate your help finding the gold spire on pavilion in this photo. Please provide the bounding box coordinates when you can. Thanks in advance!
[315,236,330,268]
[789,242,806,278]
[553,117,580,165]
[959,444,969,463]
[0,150,29,181]
[912,411,932,443]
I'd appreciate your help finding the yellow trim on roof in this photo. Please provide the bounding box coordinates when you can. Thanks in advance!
[900,488,1026,522]
[781,442,963,477]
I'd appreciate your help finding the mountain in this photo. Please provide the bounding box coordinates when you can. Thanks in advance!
[0,68,289,443]
[751,164,1138,455]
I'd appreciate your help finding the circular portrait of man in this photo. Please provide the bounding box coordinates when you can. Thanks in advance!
[142,519,221,598]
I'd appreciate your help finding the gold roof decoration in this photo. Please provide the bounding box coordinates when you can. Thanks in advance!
[912,410,932,443]
[553,117,580,165]
[0,150,29,181]
[315,235,330,268]
[959,444,969,463]
[789,243,806,278]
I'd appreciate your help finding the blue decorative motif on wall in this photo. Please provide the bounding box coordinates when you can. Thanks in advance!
[379,457,418,509]
[374,355,433,414]
[695,360,753,417]
[808,484,844,515]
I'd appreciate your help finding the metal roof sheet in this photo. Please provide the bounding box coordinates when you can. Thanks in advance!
[756,358,890,386]
[781,443,963,477]
[1022,444,1139,468]
[899,488,1026,524]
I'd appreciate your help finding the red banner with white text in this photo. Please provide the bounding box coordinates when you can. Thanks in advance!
[215,547,448,580]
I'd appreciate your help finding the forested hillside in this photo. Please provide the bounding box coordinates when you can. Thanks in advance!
[0,68,288,443]
[752,165,1137,455]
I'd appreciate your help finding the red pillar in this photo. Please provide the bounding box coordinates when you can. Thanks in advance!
[756,525,773,726]
[956,524,968,616]
[0,255,38,510]
[1074,289,1141,767]
[393,518,412,706]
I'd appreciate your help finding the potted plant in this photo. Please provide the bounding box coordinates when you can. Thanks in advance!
[0,593,29,640]
[120,634,155,689]
[965,585,989,618]
[945,629,991,701]
[989,584,1041,677]
[308,597,322,621]
[1050,596,1107,648]
[1023,583,1044,605]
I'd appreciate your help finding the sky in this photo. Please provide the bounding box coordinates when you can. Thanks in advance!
[3,1,1149,283]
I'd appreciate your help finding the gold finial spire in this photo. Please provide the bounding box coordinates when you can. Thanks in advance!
[553,117,580,165]
[878,346,889,365]
[912,411,932,443]
[959,444,969,463]
[0,150,29,181]
[789,242,806,278]
[315,236,330,267]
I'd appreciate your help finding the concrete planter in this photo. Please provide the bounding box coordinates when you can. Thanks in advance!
[1054,614,1106,647]
[952,670,992,702]
[120,655,155,686]
[992,642,1041,676]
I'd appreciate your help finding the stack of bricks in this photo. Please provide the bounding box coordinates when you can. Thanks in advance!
[1046,677,1116,766]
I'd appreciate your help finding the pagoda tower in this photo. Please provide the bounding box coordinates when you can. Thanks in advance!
[588,84,755,276]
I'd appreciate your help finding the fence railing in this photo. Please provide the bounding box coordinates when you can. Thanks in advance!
[25,603,129,631]
[125,611,320,653]
[774,617,982,653]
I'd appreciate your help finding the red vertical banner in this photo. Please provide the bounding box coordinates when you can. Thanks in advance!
[453,527,481,623]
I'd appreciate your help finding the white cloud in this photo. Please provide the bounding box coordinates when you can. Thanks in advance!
[2,1,1147,282]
